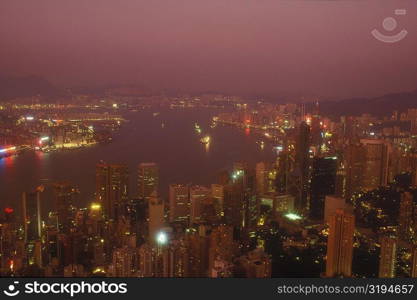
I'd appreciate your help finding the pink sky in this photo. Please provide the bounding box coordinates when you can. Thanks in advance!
[0,0,416,98]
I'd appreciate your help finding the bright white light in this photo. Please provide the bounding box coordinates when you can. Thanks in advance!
[285,212,302,221]
[156,231,167,245]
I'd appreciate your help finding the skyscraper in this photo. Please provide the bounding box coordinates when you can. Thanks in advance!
[325,209,355,278]
[169,184,190,223]
[398,192,414,241]
[22,189,43,242]
[309,156,337,220]
[344,143,366,199]
[149,193,165,244]
[189,185,211,224]
[360,139,390,191]
[378,236,397,278]
[53,182,77,231]
[294,121,311,212]
[95,163,129,221]
[138,163,159,199]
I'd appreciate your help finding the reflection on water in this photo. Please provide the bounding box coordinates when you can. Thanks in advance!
[0,108,275,208]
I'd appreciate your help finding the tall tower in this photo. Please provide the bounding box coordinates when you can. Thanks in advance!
[344,143,366,199]
[148,192,165,245]
[169,184,190,223]
[360,139,390,191]
[378,236,397,278]
[22,189,43,242]
[138,163,159,199]
[325,209,355,277]
[398,192,414,241]
[294,121,311,212]
[189,185,211,224]
[309,157,337,220]
[53,182,77,232]
[95,163,129,221]
[411,247,417,277]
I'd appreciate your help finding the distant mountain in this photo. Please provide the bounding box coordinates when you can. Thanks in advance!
[314,89,417,118]
[0,75,62,100]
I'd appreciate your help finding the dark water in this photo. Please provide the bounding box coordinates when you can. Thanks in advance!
[0,108,275,209]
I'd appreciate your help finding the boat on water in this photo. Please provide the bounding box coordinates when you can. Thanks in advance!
[194,123,202,134]
[0,146,17,159]
[153,112,160,117]
[200,135,210,144]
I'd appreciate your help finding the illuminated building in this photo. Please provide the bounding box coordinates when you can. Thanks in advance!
[149,193,165,245]
[138,243,155,277]
[276,150,292,194]
[411,247,417,277]
[398,192,414,241]
[344,143,366,199]
[126,197,148,245]
[294,121,311,212]
[190,185,211,224]
[324,195,345,223]
[325,209,354,278]
[137,163,159,199]
[53,182,77,231]
[21,189,43,242]
[95,163,129,221]
[208,225,234,275]
[109,246,138,277]
[360,139,390,191]
[223,183,244,228]
[160,239,189,277]
[378,236,397,278]
[309,156,337,220]
[255,162,269,195]
[169,184,190,223]
[211,184,224,211]
[274,194,295,214]
[411,152,417,188]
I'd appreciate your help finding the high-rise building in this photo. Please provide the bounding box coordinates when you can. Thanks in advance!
[309,156,337,220]
[95,163,129,221]
[169,184,190,223]
[411,247,417,277]
[344,143,366,199]
[294,121,311,212]
[53,182,77,231]
[223,183,244,228]
[360,139,390,191]
[190,185,211,224]
[137,163,159,199]
[255,162,269,195]
[325,209,355,278]
[208,225,234,275]
[22,189,43,242]
[211,184,224,211]
[398,192,414,241]
[378,236,397,278]
[149,193,164,244]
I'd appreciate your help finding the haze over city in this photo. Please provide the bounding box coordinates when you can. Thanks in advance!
[1,0,417,98]
[1,0,417,281]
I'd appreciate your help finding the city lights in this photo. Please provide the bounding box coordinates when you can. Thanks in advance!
[156,231,168,245]
[90,203,101,210]
[284,213,302,221]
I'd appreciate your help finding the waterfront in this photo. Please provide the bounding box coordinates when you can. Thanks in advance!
[0,108,275,208]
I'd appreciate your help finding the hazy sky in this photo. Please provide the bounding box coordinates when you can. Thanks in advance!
[0,0,416,98]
